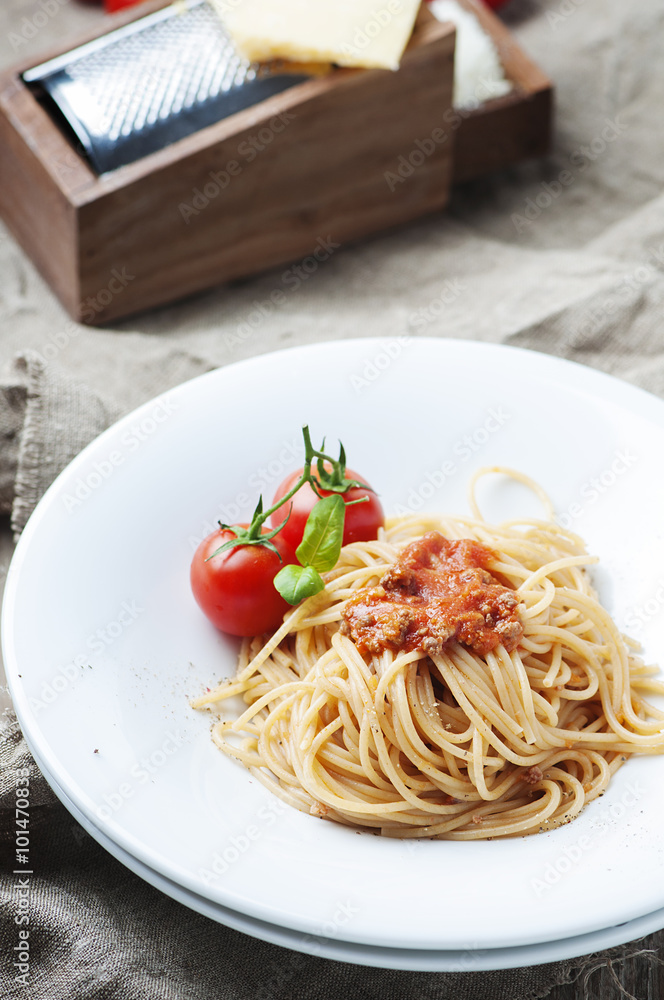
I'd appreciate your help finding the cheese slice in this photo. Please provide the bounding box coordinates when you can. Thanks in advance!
[216,0,422,72]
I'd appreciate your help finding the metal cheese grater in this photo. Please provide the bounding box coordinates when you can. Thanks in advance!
[23,0,308,175]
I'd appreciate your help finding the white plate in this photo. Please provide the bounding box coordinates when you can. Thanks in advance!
[30,729,664,972]
[4,338,664,956]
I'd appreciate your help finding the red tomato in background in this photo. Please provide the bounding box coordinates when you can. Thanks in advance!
[104,0,146,12]
[270,468,384,550]
[190,525,297,637]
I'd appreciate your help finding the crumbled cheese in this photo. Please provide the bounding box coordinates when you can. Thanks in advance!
[216,0,422,71]
[429,0,512,108]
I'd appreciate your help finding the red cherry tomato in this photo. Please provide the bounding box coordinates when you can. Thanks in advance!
[190,525,296,637]
[270,468,384,550]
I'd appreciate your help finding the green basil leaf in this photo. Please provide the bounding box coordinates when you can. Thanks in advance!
[274,564,325,605]
[296,494,345,572]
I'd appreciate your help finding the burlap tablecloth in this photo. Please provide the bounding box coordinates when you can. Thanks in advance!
[3,0,664,997]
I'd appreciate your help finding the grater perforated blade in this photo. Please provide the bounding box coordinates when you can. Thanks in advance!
[23,0,309,175]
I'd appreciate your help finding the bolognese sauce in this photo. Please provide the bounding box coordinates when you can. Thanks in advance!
[341,531,523,657]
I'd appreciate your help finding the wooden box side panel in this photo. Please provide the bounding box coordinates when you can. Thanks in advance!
[0,77,81,313]
[77,24,456,323]
[454,87,552,184]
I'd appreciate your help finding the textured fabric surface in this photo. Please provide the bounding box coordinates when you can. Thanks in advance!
[2,0,664,996]
[0,366,26,519]
[1,352,112,537]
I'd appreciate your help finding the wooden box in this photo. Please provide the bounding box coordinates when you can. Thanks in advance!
[0,1,550,325]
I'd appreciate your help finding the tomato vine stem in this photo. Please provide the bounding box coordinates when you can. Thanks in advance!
[206,426,369,560]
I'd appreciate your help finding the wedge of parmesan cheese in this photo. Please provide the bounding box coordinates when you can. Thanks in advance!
[215,0,422,72]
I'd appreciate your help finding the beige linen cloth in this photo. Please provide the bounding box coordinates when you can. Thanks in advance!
[3,0,664,997]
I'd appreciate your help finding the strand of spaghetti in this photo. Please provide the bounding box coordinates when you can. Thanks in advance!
[395,670,502,775]
[486,646,534,743]
[258,696,320,789]
[440,647,530,743]
[236,596,329,682]
[590,667,664,740]
[523,679,561,725]
[191,672,264,708]
[389,781,564,839]
[375,654,477,764]
[519,554,598,592]
[520,578,556,620]
[501,518,588,549]
[527,625,604,679]
[331,637,407,795]
[404,668,475,769]
[329,665,467,816]
[468,466,556,521]
[297,748,415,816]
[230,680,317,732]
[540,592,623,712]
[491,647,538,743]
[307,715,345,758]
[432,650,564,762]
[358,700,403,792]
[211,723,263,768]
[386,744,432,793]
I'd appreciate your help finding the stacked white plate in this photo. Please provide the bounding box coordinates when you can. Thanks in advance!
[4,339,664,971]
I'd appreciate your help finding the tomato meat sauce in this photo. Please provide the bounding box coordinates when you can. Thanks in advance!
[341,531,523,657]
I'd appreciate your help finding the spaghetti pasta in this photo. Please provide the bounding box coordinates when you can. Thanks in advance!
[193,468,664,839]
